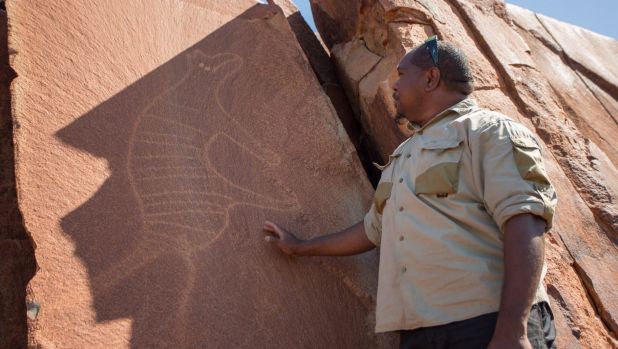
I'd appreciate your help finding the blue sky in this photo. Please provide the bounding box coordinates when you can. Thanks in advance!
[292,0,617,40]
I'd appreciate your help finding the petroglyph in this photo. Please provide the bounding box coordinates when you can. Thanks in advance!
[92,51,301,342]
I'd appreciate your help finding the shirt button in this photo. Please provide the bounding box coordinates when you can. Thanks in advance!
[399,206,404,212]
[399,236,404,241]
[399,178,403,183]
[401,266,407,273]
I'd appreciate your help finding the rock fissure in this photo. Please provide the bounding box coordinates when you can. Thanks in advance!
[0,7,37,348]
[572,259,618,337]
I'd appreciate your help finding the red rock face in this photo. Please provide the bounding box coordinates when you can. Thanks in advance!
[311,0,617,348]
[4,0,617,347]
[6,1,396,347]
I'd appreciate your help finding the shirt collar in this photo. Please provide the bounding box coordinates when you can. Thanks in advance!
[406,97,477,134]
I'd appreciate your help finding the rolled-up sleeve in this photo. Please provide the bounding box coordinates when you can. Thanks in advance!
[363,201,383,247]
[473,119,557,233]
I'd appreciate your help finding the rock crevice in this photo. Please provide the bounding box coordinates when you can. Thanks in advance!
[0,8,37,349]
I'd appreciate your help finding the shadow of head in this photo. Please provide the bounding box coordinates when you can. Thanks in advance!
[54,3,372,348]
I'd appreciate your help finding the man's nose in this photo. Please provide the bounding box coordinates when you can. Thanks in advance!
[392,79,399,91]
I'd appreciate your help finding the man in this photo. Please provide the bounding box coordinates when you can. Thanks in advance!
[262,37,558,349]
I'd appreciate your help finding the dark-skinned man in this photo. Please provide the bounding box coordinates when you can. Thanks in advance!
[263,37,558,349]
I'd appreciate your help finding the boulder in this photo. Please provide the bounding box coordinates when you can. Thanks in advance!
[6,0,395,347]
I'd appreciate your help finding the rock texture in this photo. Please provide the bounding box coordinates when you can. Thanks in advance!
[6,1,396,348]
[311,0,618,348]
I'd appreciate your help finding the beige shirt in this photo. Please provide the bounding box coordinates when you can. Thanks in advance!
[363,98,557,333]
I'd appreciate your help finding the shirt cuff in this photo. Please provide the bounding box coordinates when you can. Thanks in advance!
[492,194,552,233]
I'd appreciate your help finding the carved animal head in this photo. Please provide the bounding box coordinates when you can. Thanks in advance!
[186,50,242,75]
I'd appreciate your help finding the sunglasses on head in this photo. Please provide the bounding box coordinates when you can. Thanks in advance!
[425,35,438,66]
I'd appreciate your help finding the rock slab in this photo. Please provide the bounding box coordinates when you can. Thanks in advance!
[7,1,394,347]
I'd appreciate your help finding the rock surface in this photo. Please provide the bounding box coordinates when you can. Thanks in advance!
[507,5,618,169]
[3,0,617,347]
[6,1,396,347]
[311,0,618,348]
[535,12,618,100]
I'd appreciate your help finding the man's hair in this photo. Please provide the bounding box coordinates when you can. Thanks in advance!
[410,40,474,95]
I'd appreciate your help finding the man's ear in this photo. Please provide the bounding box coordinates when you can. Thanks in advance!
[425,67,441,91]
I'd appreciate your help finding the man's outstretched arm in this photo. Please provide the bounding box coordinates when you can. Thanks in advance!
[262,220,376,256]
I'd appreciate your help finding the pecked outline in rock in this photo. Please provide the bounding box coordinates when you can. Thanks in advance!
[91,50,302,339]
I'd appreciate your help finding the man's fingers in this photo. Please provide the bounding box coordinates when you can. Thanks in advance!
[263,220,276,232]
[263,220,284,239]
[264,235,278,243]
[263,221,273,230]
[263,220,299,255]
[264,221,284,235]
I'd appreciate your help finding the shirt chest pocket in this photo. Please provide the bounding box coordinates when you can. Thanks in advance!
[372,153,401,214]
[374,181,393,214]
[414,137,464,196]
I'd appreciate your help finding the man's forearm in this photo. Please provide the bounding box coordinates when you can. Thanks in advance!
[296,220,376,256]
[494,213,546,337]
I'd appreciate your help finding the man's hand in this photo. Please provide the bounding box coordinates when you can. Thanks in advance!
[262,219,376,257]
[263,220,304,256]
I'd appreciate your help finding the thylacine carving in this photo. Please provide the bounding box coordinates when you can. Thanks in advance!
[93,50,300,343]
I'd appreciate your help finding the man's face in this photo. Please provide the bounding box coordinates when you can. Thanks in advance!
[392,50,428,123]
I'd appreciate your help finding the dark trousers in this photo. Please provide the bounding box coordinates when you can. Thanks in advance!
[398,301,557,349]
